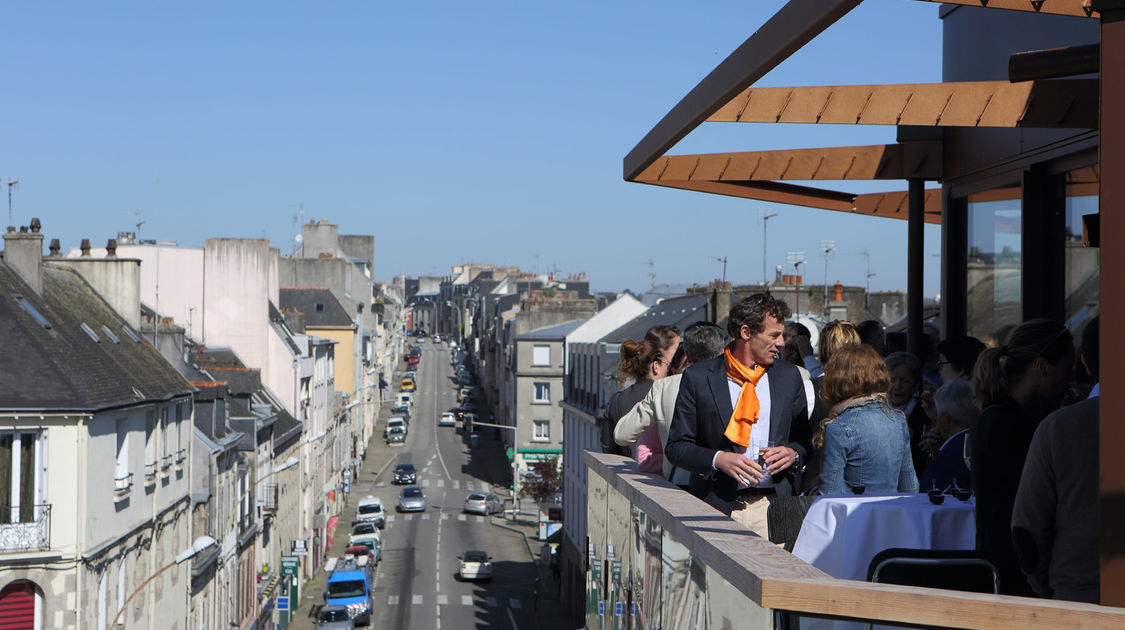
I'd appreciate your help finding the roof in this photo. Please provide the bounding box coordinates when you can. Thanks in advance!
[279,287,354,328]
[517,319,585,341]
[601,294,709,344]
[0,261,193,411]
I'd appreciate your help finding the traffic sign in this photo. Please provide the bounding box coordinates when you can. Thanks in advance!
[281,556,299,576]
[277,596,289,611]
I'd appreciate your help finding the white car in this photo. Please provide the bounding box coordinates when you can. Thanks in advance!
[384,417,407,439]
[458,550,492,581]
[348,521,381,548]
[438,412,457,427]
[356,496,385,528]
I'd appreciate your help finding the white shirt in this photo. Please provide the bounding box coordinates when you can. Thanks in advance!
[726,372,776,489]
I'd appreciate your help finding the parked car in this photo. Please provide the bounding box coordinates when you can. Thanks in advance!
[348,522,381,548]
[386,426,406,445]
[324,555,374,625]
[391,404,410,416]
[463,492,503,515]
[346,543,380,567]
[393,463,417,485]
[355,496,385,528]
[438,412,456,427]
[384,417,407,439]
[397,486,426,512]
[458,550,493,581]
[315,604,356,629]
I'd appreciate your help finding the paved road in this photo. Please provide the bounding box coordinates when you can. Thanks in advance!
[291,338,567,630]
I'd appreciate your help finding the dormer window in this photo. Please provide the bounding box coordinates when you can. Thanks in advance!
[315,302,325,312]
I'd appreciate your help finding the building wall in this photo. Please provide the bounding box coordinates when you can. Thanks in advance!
[49,258,143,330]
[203,239,276,376]
[266,325,300,417]
[310,328,355,399]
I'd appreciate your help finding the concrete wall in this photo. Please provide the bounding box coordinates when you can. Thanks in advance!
[49,258,142,330]
[203,239,274,376]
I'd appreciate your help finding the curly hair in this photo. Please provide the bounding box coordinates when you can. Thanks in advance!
[813,344,891,448]
[619,325,680,385]
[727,293,791,339]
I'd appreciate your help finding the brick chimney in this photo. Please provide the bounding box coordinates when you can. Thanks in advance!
[2,218,45,294]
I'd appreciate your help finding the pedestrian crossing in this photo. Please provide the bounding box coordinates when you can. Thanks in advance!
[383,514,486,525]
[417,478,486,492]
[384,594,525,609]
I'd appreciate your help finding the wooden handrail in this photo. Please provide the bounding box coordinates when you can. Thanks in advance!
[584,451,1125,629]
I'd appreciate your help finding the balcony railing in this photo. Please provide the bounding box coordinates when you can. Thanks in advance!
[0,504,51,552]
[161,453,173,471]
[583,452,1124,630]
[113,473,133,500]
[175,448,187,465]
[144,462,158,483]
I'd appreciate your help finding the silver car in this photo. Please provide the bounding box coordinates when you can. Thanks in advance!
[397,486,426,512]
[462,492,503,515]
[315,604,355,629]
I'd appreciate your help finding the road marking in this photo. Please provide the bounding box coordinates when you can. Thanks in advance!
[507,607,519,630]
[413,594,423,605]
[467,481,475,491]
[452,480,460,490]
[477,516,484,523]
[422,479,430,488]
[438,479,445,488]
[441,513,449,520]
[458,514,466,521]
[486,596,497,608]
[376,482,386,488]
[510,598,522,609]
[482,483,490,492]
[388,595,399,605]
[435,426,452,480]
[422,514,430,520]
[378,571,384,578]
[461,595,472,606]
[406,514,414,521]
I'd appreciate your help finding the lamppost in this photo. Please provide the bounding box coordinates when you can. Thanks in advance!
[821,240,836,317]
[787,251,806,316]
[108,537,216,629]
[763,212,778,284]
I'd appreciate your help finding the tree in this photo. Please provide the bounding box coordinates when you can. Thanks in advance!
[520,459,561,505]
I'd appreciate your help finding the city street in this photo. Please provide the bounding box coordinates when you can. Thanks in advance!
[291,339,566,630]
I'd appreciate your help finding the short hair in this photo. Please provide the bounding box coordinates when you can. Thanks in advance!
[932,378,979,429]
[619,325,680,385]
[936,336,987,377]
[682,321,727,364]
[784,321,811,340]
[821,344,891,407]
[884,351,922,384]
[855,320,886,354]
[818,320,860,366]
[727,293,791,339]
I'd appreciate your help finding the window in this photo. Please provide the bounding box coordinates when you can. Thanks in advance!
[0,432,38,523]
[533,382,550,403]
[967,196,1021,342]
[160,408,170,470]
[115,420,130,484]
[532,344,550,366]
[145,412,156,467]
[533,420,550,441]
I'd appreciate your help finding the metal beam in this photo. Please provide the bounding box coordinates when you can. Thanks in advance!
[623,0,862,181]
[907,180,925,357]
[708,79,1098,129]
[911,0,1099,17]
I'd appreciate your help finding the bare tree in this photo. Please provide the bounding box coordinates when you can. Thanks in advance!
[519,460,561,505]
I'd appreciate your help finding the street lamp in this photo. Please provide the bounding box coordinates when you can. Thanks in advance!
[763,212,778,284]
[821,240,836,317]
[110,536,217,629]
[787,251,806,316]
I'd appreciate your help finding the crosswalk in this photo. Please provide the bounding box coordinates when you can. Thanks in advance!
[384,594,525,609]
[418,478,487,492]
[383,513,486,525]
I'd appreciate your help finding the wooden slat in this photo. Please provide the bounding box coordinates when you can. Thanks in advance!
[709,80,1098,129]
[585,451,1125,629]
[910,0,1099,18]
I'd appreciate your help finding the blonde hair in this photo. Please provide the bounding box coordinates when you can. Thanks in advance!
[813,344,891,448]
[819,320,861,367]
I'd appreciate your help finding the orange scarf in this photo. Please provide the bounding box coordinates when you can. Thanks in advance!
[723,347,766,448]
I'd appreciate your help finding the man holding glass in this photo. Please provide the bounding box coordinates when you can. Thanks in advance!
[666,294,811,538]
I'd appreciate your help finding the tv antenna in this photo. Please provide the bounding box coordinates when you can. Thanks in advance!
[711,256,728,283]
[291,203,305,254]
[821,240,836,316]
[5,178,18,226]
[644,259,656,288]
[787,251,806,315]
[120,209,145,239]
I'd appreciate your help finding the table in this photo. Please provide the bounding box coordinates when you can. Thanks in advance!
[792,493,976,581]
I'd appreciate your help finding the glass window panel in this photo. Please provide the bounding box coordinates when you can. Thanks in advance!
[19,434,34,522]
[0,434,12,522]
[967,198,1022,343]
[1065,193,1099,330]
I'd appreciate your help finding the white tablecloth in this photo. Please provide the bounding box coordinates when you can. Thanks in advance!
[792,493,976,581]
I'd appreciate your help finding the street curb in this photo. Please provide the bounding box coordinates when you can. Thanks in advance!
[489,517,537,562]
[371,452,397,482]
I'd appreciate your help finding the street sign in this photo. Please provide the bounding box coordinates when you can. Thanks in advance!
[277,597,289,611]
[281,556,299,577]
[615,602,623,616]
[291,539,308,556]
[611,559,622,581]
[598,602,605,616]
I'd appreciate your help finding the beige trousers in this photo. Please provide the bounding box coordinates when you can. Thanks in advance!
[730,493,774,539]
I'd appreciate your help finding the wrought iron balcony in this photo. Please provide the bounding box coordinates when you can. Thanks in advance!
[113,473,133,500]
[161,454,173,471]
[0,504,51,552]
[144,462,158,483]
[175,448,187,465]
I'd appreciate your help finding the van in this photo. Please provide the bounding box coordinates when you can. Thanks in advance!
[324,555,374,625]
[396,392,413,408]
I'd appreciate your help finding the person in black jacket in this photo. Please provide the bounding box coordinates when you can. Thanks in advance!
[665,294,809,538]
[599,325,680,455]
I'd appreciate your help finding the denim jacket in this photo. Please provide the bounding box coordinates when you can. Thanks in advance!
[819,398,919,495]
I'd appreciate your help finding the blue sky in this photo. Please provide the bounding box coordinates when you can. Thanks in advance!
[1,0,945,297]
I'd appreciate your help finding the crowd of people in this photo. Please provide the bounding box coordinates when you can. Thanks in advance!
[601,294,1100,604]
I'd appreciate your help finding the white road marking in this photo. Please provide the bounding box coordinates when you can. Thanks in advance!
[386,515,395,524]
[435,426,452,480]
[378,571,384,579]
[422,479,430,488]
[376,482,386,488]
[422,513,430,520]
[467,481,475,491]
[461,595,473,606]
[477,516,484,523]
[406,514,414,521]
[452,480,460,490]
[482,483,489,492]
[485,596,497,607]
[413,594,423,605]
[458,514,466,521]
[507,607,519,630]
[438,594,448,605]
[441,513,449,520]
[438,479,445,488]
[510,598,522,609]
[388,595,399,605]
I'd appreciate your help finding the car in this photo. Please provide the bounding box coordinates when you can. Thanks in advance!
[315,604,356,629]
[404,370,417,380]
[386,426,406,445]
[438,412,456,427]
[462,492,503,515]
[348,522,381,548]
[391,404,410,416]
[457,550,493,581]
[400,377,416,392]
[397,486,426,512]
[346,543,381,567]
[355,497,385,528]
[324,555,374,625]
[393,463,417,485]
[384,418,407,439]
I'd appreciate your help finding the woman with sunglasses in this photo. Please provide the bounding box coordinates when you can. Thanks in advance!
[969,319,1073,596]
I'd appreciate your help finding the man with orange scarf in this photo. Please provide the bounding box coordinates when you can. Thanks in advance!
[666,294,810,538]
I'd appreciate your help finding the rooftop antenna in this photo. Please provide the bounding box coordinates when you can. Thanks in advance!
[847,250,875,309]
[644,259,656,288]
[821,240,836,316]
[787,251,806,316]
[5,178,18,226]
[121,209,145,240]
[711,256,728,283]
[291,203,305,254]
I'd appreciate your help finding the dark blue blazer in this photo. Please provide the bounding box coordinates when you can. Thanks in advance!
[665,355,810,505]
[919,430,971,493]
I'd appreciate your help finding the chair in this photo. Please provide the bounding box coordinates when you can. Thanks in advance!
[864,548,1000,630]
[766,495,818,551]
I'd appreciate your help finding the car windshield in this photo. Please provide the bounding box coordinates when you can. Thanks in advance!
[404,488,422,498]
[358,503,382,515]
[463,551,488,563]
[467,493,486,501]
[319,608,351,622]
[352,523,375,535]
[397,465,414,473]
[388,427,405,435]
[326,579,366,599]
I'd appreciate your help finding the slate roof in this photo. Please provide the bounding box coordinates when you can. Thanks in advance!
[279,288,354,328]
[0,261,193,411]
[517,319,585,341]
[601,294,709,344]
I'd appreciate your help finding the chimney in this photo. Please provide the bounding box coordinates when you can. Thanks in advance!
[106,239,117,258]
[709,280,733,322]
[2,217,45,294]
[48,239,61,258]
[80,239,91,256]
[834,281,843,302]
[775,265,783,285]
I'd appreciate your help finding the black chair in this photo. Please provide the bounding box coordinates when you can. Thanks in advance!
[766,495,818,551]
[864,548,1000,630]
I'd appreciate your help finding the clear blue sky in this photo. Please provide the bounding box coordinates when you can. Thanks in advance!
[1,0,944,297]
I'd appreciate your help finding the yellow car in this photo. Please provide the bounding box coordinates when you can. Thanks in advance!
[401,377,415,392]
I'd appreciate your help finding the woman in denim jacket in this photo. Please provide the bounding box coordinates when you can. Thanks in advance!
[814,344,918,495]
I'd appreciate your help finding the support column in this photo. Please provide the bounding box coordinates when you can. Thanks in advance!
[1096,0,1125,607]
[941,191,968,339]
[1021,164,1067,323]
[907,179,925,357]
